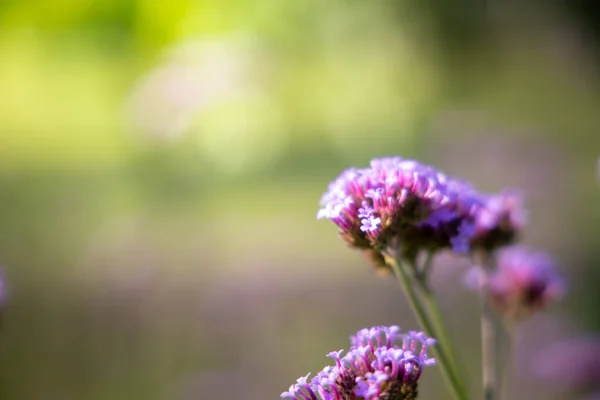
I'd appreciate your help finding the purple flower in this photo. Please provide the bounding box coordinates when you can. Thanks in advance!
[281,325,436,400]
[534,337,600,392]
[317,156,527,265]
[317,157,471,256]
[467,190,528,251]
[487,246,564,320]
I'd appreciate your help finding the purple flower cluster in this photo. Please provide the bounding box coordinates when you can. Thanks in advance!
[281,326,436,400]
[487,246,564,320]
[317,157,526,263]
[535,337,600,392]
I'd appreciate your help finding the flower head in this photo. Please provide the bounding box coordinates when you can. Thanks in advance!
[487,246,564,320]
[467,190,528,251]
[318,157,472,256]
[281,325,436,400]
[317,156,526,266]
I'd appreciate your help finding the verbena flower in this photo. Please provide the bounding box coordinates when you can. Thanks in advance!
[534,337,600,393]
[317,156,526,266]
[487,246,564,320]
[281,325,436,400]
[465,190,528,252]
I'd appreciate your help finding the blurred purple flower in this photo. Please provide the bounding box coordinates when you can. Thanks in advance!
[281,325,435,400]
[487,246,564,320]
[534,337,600,392]
[468,190,528,252]
[317,156,527,266]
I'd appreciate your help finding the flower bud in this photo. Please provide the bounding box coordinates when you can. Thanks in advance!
[487,246,564,320]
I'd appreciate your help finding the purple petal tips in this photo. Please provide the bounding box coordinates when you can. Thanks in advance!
[281,325,436,400]
[317,156,527,268]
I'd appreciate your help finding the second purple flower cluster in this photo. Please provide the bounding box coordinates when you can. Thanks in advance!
[282,326,436,400]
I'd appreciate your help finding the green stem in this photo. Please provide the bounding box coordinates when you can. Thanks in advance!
[384,251,468,400]
[410,255,467,399]
[417,275,464,387]
[418,251,435,281]
[474,251,497,400]
[499,321,515,400]
[481,295,496,400]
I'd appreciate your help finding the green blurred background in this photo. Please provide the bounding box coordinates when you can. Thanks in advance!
[1,0,600,399]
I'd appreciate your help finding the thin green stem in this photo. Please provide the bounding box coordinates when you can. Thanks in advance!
[499,321,515,400]
[474,251,497,400]
[481,295,496,400]
[416,274,464,386]
[384,251,468,400]
[410,254,467,398]
[418,251,435,281]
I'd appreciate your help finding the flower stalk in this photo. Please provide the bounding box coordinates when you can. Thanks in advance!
[473,251,497,400]
[384,250,468,400]
[481,289,497,400]
[413,268,464,385]
[499,321,516,400]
